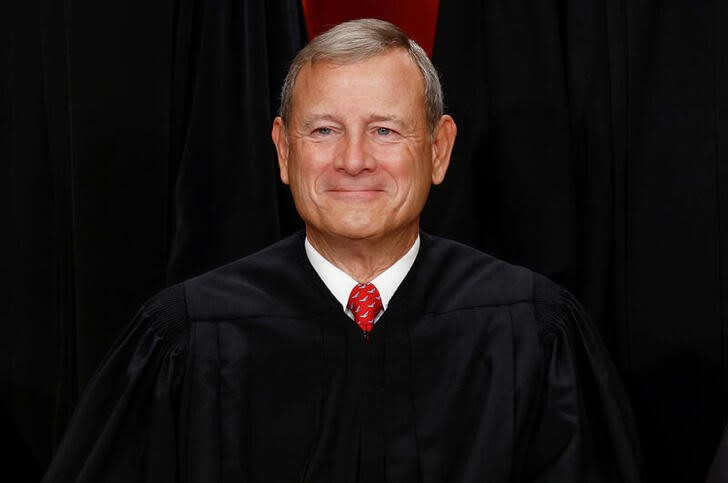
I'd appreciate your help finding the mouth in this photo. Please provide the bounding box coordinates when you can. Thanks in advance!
[325,189,385,200]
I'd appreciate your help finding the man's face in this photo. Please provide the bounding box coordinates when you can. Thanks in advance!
[272,49,454,243]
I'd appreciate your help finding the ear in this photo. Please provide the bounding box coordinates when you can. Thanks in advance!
[271,116,290,185]
[430,114,457,185]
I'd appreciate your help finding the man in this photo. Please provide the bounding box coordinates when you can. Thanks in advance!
[44,19,641,482]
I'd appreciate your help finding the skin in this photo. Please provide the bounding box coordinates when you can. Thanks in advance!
[272,48,456,282]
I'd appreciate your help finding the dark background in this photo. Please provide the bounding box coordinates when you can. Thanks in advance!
[2,0,726,481]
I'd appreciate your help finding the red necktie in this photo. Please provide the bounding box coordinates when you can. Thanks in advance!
[347,283,383,335]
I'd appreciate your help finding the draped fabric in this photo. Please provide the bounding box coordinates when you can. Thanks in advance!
[2,0,727,481]
[2,0,306,479]
[707,425,728,483]
[428,3,728,481]
[43,231,642,482]
[301,0,439,57]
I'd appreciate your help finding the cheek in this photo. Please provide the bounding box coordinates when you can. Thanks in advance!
[379,148,431,193]
[289,147,330,188]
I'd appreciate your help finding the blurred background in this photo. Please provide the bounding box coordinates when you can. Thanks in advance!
[2,1,726,481]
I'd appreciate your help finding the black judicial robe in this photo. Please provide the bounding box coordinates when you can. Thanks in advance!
[706,424,728,483]
[43,232,642,482]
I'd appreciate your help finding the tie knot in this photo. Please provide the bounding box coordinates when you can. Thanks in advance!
[347,283,383,334]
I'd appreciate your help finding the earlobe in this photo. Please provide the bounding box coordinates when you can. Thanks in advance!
[272,117,290,185]
[431,115,457,185]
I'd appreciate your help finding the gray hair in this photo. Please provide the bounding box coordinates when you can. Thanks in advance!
[279,18,443,134]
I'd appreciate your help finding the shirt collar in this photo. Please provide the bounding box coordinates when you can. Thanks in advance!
[304,235,420,311]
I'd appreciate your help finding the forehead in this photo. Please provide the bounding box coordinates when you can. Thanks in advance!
[290,49,425,118]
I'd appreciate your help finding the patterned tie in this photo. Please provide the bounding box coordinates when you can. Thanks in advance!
[347,282,383,335]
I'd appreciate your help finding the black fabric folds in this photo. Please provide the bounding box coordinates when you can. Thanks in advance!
[2,0,306,477]
[429,3,728,481]
[43,287,188,482]
[707,424,728,483]
[43,232,642,482]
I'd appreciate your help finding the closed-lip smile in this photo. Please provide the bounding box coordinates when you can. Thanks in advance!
[326,188,385,199]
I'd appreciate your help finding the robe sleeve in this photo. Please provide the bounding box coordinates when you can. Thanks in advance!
[43,284,189,483]
[706,424,728,483]
[522,277,643,483]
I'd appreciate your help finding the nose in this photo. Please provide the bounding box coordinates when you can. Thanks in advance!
[334,133,376,175]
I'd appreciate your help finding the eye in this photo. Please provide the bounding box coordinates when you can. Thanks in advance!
[314,127,333,135]
[376,127,391,136]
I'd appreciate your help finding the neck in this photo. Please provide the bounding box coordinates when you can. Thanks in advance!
[306,225,419,283]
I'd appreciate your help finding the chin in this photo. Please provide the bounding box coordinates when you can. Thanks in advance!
[328,225,381,241]
[321,218,385,241]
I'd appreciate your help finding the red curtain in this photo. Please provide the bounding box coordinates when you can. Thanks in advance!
[301,0,439,57]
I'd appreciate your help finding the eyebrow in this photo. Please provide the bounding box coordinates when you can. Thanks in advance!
[300,114,340,129]
[366,114,405,127]
[299,113,406,129]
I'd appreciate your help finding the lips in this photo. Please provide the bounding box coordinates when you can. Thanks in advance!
[325,188,385,201]
[319,177,388,198]
[327,188,384,192]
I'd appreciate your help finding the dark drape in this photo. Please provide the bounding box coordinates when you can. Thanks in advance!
[2,0,727,482]
[428,2,728,480]
[2,0,306,479]
[707,424,728,483]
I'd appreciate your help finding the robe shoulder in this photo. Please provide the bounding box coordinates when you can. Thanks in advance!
[418,233,570,317]
[133,282,189,338]
[42,283,189,482]
[182,232,324,321]
[418,234,630,391]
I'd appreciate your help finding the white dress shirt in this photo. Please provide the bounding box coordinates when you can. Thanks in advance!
[304,236,420,323]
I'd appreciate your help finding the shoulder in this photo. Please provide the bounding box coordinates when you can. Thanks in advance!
[418,232,543,312]
[134,283,189,340]
[181,232,322,320]
[418,233,596,346]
